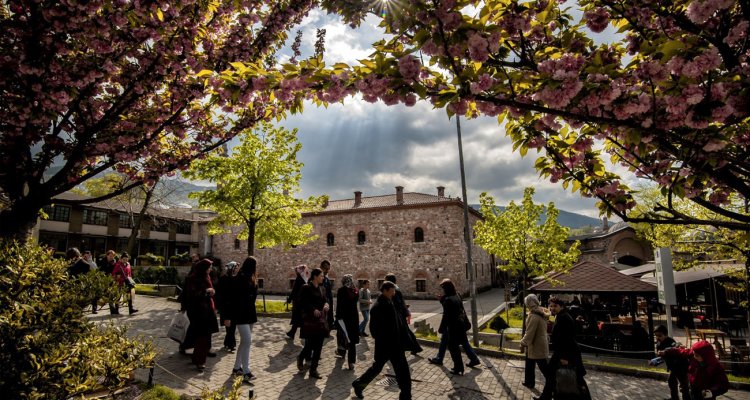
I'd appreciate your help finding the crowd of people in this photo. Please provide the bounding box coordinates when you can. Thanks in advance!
[66,247,138,315]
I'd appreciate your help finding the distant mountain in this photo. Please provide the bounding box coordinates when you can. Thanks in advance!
[470,204,601,229]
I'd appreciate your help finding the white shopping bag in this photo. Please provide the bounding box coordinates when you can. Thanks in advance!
[167,311,190,343]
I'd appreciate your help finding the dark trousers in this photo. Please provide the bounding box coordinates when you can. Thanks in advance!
[353,345,412,400]
[192,334,211,366]
[447,341,464,373]
[540,358,591,400]
[341,341,357,364]
[524,357,550,387]
[667,370,690,400]
[223,323,236,350]
[287,323,299,338]
[300,335,325,371]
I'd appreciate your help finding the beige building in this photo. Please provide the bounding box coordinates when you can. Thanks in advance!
[567,219,653,268]
[210,187,500,298]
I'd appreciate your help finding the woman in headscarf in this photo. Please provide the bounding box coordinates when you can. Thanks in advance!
[520,294,550,390]
[286,264,309,340]
[183,259,220,371]
[335,274,360,369]
[225,257,259,384]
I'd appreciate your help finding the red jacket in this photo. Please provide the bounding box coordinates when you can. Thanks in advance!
[112,261,132,286]
[666,340,729,395]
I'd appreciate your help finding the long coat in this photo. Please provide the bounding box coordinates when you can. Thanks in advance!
[335,286,360,345]
[520,309,550,360]
[289,274,306,326]
[299,283,329,339]
[226,277,258,325]
[550,309,584,375]
[184,272,220,336]
[369,295,409,351]
[438,294,468,345]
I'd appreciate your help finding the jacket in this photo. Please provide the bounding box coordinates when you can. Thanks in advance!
[521,308,550,360]
[550,309,585,376]
[299,283,328,338]
[335,286,360,345]
[359,288,371,311]
[111,261,131,286]
[369,294,408,351]
[225,276,258,325]
[392,285,410,320]
[666,340,729,396]
[183,271,220,336]
[438,294,469,345]
[656,336,689,373]
[289,274,306,325]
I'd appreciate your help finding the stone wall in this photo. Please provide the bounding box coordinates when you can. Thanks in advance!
[210,203,497,298]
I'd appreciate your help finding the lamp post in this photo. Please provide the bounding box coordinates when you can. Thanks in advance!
[454,115,480,346]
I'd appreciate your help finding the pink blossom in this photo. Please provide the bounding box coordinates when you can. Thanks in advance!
[469,73,496,94]
[398,55,421,82]
[703,139,727,152]
[724,20,749,44]
[686,0,734,24]
[583,7,610,33]
[467,33,489,62]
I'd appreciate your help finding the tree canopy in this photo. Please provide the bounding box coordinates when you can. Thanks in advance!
[474,187,581,279]
[184,122,324,255]
[218,0,750,231]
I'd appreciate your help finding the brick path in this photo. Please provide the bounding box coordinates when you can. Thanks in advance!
[98,296,750,400]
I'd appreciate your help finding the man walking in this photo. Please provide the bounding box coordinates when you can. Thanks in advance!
[320,260,335,334]
[352,281,412,399]
[385,273,422,355]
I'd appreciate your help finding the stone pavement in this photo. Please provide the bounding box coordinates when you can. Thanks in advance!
[97,296,750,400]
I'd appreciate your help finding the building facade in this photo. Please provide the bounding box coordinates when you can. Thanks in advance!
[567,219,654,268]
[33,192,202,261]
[210,187,500,298]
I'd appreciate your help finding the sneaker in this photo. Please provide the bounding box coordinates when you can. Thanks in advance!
[348,363,355,370]
[352,382,364,398]
[466,360,481,368]
[428,357,443,365]
[196,364,206,372]
[232,368,243,376]
[309,370,322,379]
[243,374,255,384]
[226,347,236,354]
[128,309,138,315]
[449,369,464,376]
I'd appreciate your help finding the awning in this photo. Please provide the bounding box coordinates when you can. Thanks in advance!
[619,263,656,277]
[640,264,743,285]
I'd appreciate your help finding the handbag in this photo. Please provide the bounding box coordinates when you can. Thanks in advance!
[124,276,137,289]
[302,309,329,336]
[167,311,190,343]
[555,366,581,396]
[460,307,472,331]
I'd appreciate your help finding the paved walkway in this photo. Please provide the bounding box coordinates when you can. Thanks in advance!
[94,296,750,399]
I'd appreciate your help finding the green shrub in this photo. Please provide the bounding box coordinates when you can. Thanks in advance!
[140,384,183,400]
[0,241,156,399]
[133,266,180,284]
[169,252,191,265]
[136,253,164,266]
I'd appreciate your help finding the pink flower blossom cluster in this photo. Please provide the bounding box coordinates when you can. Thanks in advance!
[398,55,422,82]
[686,0,734,24]
[583,7,610,33]
[470,74,496,94]
[355,74,391,103]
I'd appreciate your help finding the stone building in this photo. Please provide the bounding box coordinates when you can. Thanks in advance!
[210,187,500,298]
[567,218,653,268]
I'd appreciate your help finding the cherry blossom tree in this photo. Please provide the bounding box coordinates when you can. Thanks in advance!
[230,0,750,231]
[0,0,350,241]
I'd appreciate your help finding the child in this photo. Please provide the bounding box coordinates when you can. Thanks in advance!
[650,325,689,400]
[663,340,729,400]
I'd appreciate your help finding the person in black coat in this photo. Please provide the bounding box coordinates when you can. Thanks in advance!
[297,268,330,379]
[335,274,360,369]
[320,260,335,333]
[224,257,259,383]
[385,273,422,355]
[538,297,590,400]
[352,281,412,400]
[286,264,308,340]
[183,259,220,371]
[217,261,238,352]
[438,279,472,376]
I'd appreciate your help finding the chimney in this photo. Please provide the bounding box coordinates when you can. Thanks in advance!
[437,186,445,198]
[354,191,362,207]
[396,186,404,205]
[602,216,609,232]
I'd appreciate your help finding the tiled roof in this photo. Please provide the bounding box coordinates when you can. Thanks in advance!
[52,192,200,221]
[529,261,657,293]
[320,192,457,212]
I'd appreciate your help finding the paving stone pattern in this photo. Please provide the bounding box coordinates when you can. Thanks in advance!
[100,296,750,400]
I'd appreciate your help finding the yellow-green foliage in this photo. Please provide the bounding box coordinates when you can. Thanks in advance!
[0,241,156,399]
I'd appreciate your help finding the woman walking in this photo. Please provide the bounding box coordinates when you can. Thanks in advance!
[217,261,239,353]
[358,280,372,337]
[183,259,220,371]
[225,257,259,384]
[297,268,330,379]
[438,279,472,376]
[520,294,550,389]
[112,252,138,315]
[336,274,360,369]
[286,264,308,340]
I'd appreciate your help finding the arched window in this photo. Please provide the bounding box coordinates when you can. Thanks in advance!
[414,227,424,243]
[357,231,366,245]
[326,233,335,246]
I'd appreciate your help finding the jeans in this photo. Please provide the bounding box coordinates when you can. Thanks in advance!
[668,370,690,400]
[359,309,370,333]
[233,324,254,374]
[435,333,479,363]
[353,345,412,400]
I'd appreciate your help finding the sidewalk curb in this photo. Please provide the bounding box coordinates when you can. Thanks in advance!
[415,338,750,391]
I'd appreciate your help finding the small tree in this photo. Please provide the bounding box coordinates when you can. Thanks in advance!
[474,187,581,330]
[184,123,325,256]
[0,241,155,399]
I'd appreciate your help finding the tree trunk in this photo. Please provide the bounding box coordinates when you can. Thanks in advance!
[744,252,750,338]
[246,219,256,256]
[126,184,156,258]
[0,200,42,244]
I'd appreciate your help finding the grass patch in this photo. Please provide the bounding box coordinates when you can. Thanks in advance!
[481,306,525,333]
[139,384,191,400]
[255,300,290,313]
[134,286,160,296]
[414,330,440,342]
